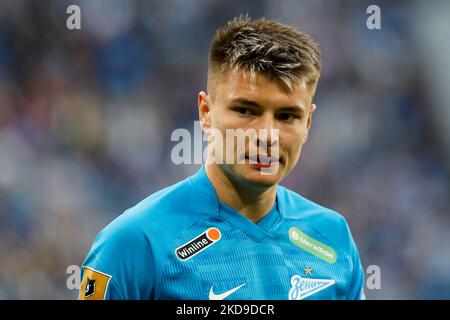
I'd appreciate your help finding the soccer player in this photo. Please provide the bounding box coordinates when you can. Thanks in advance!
[79,16,364,300]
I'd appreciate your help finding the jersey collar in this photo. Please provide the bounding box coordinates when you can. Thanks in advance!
[189,165,284,241]
[188,164,220,214]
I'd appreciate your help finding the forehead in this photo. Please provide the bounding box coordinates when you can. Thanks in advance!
[214,70,312,108]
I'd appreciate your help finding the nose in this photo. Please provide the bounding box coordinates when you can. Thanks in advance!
[256,113,279,150]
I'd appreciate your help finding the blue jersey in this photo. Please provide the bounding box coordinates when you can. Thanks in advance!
[79,166,364,300]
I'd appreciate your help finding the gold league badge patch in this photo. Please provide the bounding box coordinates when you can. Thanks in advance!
[78,266,112,300]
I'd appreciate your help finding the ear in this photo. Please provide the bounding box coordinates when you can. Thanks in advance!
[198,91,211,133]
[307,103,316,130]
[303,103,316,143]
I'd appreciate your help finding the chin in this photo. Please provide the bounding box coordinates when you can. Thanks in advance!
[234,163,284,189]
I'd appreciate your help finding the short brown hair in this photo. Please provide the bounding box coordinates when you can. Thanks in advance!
[208,15,321,92]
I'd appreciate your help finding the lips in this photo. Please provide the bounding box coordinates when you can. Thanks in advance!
[244,154,281,167]
[254,161,276,168]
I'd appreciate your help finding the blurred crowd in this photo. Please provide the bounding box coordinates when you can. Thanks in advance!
[0,0,448,299]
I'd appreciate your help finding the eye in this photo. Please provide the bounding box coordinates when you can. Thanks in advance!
[277,113,299,122]
[234,107,256,116]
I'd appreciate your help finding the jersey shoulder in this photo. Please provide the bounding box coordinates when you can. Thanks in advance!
[278,185,356,254]
[97,174,211,254]
[82,174,216,299]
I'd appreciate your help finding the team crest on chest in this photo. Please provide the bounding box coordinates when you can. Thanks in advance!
[288,274,335,300]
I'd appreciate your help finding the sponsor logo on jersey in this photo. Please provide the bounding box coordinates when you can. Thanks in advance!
[78,266,112,300]
[175,227,221,261]
[289,227,337,263]
[288,275,335,300]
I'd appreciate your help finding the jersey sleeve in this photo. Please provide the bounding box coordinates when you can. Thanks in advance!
[346,231,365,300]
[79,263,124,300]
[78,212,155,300]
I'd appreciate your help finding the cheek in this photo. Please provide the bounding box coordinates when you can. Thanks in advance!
[210,111,226,132]
[211,108,235,129]
[281,125,307,151]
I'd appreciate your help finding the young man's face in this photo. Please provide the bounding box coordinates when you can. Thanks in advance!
[199,70,315,190]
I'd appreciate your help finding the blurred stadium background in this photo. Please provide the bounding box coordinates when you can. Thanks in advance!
[0,0,449,299]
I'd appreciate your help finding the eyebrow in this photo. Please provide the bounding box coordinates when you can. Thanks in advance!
[229,98,306,113]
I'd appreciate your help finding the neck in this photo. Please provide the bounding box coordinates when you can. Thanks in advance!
[205,164,277,223]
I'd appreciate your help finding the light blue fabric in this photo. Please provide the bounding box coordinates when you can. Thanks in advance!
[80,165,364,300]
